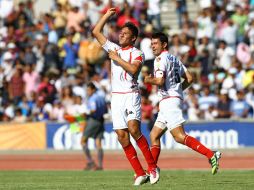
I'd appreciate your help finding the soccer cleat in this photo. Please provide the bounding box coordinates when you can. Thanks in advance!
[149,167,160,184]
[84,162,96,171]
[209,151,221,175]
[133,175,149,186]
[94,166,103,171]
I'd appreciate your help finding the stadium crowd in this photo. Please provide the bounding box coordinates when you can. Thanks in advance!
[0,0,253,123]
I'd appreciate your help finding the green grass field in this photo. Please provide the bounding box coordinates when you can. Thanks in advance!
[0,170,253,190]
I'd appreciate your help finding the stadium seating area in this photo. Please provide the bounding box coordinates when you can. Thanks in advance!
[0,0,253,123]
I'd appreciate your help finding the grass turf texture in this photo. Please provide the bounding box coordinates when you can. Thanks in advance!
[0,170,253,190]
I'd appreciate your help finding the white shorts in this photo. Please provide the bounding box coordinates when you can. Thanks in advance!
[155,97,185,131]
[111,92,141,130]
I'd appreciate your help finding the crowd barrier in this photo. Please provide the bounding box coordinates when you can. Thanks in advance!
[0,121,254,150]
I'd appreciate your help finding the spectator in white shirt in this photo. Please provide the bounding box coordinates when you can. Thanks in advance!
[220,19,237,49]
[215,40,235,71]
[147,0,162,30]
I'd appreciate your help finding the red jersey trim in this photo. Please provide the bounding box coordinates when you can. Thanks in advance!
[134,56,143,62]
[120,45,133,50]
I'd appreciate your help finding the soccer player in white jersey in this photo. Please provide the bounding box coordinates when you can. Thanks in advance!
[144,32,221,175]
[92,8,159,185]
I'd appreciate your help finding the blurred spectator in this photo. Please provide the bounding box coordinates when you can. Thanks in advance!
[140,31,154,70]
[170,34,183,57]
[117,7,139,27]
[185,87,201,121]
[52,3,67,38]
[141,95,153,121]
[204,105,218,120]
[198,86,218,113]
[85,0,104,27]
[42,33,60,71]
[63,33,79,69]
[24,44,37,65]
[13,108,27,123]
[0,0,14,19]
[17,95,33,118]
[147,0,162,31]
[195,8,215,40]
[32,96,50,121]
[215,40,235,71]
[50,99,65,122]
[220,19,237,49]
[67,6,85,32]
[61,86,74,109]
[22,64,40,99]
[230,90,250,118]
[231,5,248,43]
[37,75,56,103]
[217,89,232,118]
[1,52,15,81]
[175,0,187,28]
[236,42,251,66]
[9,67,24,104]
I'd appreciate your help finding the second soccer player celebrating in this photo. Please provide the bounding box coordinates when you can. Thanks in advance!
[144,32,221,175]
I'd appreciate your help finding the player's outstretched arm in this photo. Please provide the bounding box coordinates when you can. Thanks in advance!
[181,69,193,91]
[92,8,116,45]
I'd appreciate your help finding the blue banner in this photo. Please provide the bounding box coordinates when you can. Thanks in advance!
[46,121,254,150]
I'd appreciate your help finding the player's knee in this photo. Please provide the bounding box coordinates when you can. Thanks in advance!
[174,135,185,144]
[117,133,129,144]
[150,132,159,143]
[81,137,88,146]
[129,129,141,140]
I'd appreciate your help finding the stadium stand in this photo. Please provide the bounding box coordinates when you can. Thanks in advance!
[0,0,253,124]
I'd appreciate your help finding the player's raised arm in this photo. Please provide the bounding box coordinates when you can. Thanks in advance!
[92,8,116,45]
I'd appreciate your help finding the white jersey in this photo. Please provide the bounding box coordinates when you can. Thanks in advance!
[154,51,187,101]
[102,40,144,93]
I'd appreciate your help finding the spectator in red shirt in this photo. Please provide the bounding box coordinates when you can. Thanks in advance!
[117,7,139,28]
[141,95,153,121]
[9,67,24,104]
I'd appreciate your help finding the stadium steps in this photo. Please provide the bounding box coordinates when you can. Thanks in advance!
[161,0,200,30]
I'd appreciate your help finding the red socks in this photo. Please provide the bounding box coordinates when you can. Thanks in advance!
[123,143,145,176]
[150,145,161,164]
[136,135,157,169]
[184,135,214,159]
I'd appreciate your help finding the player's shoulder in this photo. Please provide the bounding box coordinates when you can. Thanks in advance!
[131,47,145,58]
[104,39,121,50]
[165,53,181,63]
[132,47,144,54]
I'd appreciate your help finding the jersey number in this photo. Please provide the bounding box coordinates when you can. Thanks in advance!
[174,69,181,83]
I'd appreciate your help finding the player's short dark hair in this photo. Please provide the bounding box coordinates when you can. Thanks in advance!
[122,22,139,39]
[87,82,97,90]
[152,32,169,49]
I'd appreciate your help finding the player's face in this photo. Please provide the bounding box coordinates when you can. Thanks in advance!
[151,38,164,56]
[119,27,134,47]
